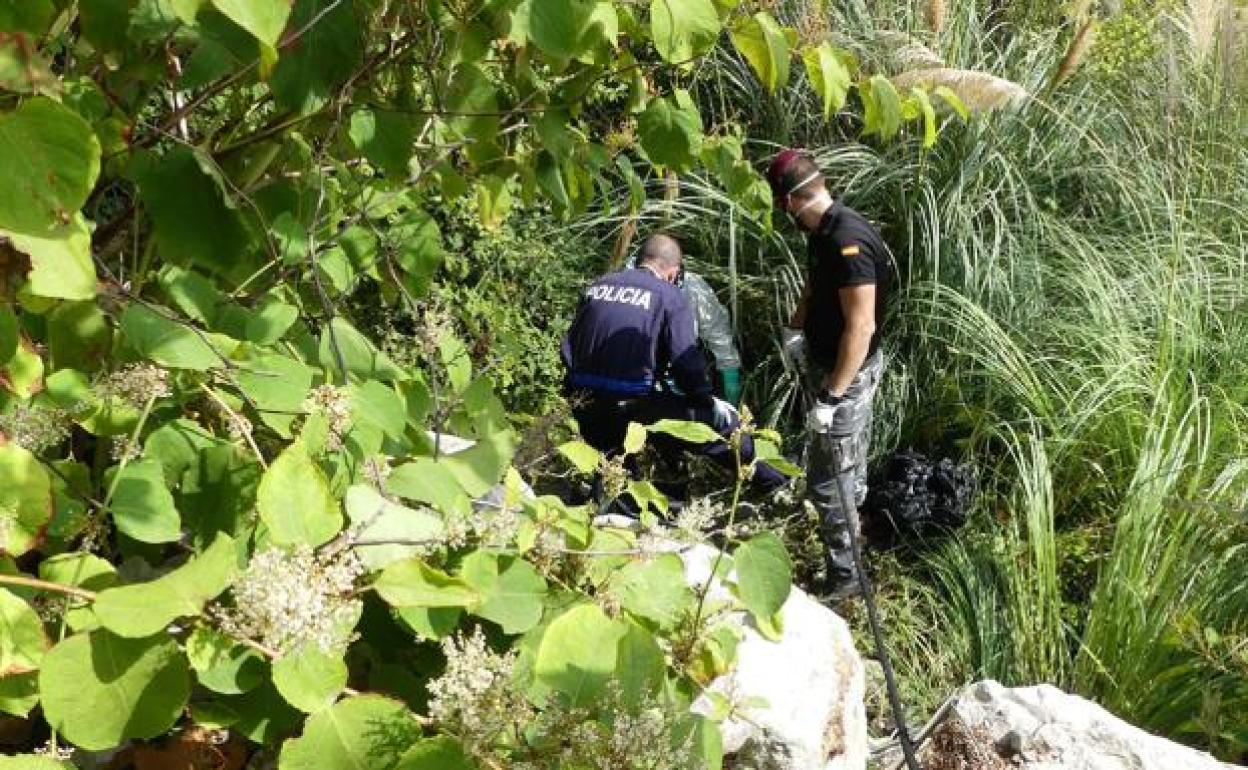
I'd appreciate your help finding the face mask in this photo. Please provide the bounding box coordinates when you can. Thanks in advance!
[779,170,823,229]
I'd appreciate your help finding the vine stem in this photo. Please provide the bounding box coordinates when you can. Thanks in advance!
[0,574,97,601]
[199,384,269,469]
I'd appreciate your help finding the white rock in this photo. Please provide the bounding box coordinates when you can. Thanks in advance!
[949,680,1244,770]
[680,544,869,770]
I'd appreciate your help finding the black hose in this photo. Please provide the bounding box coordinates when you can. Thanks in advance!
[825,433,923,770]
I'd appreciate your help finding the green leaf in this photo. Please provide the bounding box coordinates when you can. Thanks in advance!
[861,74,903,141]
[0,588,48,675]
[390,208,442,298]
[397,736,476,770]
[534,603,625,706]
[319,317,407,382]
[460,552,547,634]
[279,695,422,770]
[133,147,252,277]
[39,552,117,632]
[4,214,95,300]
[187,626,266,695]
[344,484,443,570]
[120,304,233,370]
[394,605,462,640]
[802,42,851,119]
[384,457,472,516]
[608,553,693,629]
[615,619,665,707]
[908,87,938,148]
[350,380,406,442]
[527,0,599,59]
[374,559,478,608]
[0,97,101,236]
[272,643,348,713]
[245,297,299,344]
[0,304,15,366]
[0,443,51,557]
[47,300,111,372]
[733,532,792,625]
[637,90,702,171]
[270,0,361,114]
[0,671,38,717]
[349,108,413,178]
[94,534,238,637]
[650,0,720,63]
[934,84,969,120]
[211,0,291,46]
[557,440,600,473]
[729,12,790,95]
[107,458,182,543]
[623,421,648,454]
[0,756,73,770]
[3,342,42,399]
[40,630,190,751]
[0,1,55,35]
[257,441,342,547]
[648,418,722,444]
[236,353,313,437]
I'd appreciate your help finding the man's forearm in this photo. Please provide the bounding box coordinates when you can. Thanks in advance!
[822,327,872,396]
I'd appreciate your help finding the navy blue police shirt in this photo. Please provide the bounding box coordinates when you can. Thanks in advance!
[805,200,891,369]
[561,267,712,400]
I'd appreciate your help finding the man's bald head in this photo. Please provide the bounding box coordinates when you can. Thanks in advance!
[638,233,683,273]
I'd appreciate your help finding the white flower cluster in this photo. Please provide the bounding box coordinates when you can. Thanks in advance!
[427,628,533,754]
[0,403,70,454]
[98,363,171,408]
[673,497,723,541]
[302,384,352,450]
[110,435,141,463]
[33,740,75,760]
[213,545,363,656]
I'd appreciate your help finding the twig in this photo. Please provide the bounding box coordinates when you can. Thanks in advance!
[0,574,98,601]
[199,384,269,469]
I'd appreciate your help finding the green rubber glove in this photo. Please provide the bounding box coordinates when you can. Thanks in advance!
[720,367,743,406]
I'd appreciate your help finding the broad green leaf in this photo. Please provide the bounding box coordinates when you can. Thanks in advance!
[211,0,290,46]
[0,588,48,675]
[384,457,471,516]
[235,353,313,437]
[908,87,938,148]
[397,736,475,770]
[350,380,406,442]
[107,459,182,543]
[861,74,903,141]
[270,0,361,114]
[733,532,792,625]
[0,756,72,770]
[637,91,702,171]
[47,300,111,371]
[94,534,238,637]
[120,304,233,370]
[0,443,51,556]
[445,64,499,163]
[245,297,299,344]
[144,417,224,481]
[534,603,625,706]
[279,695,422,770]
[0,97,100,236]
[0,671,38,717]
[0,1,55,35]
[4,214,95,300]
[394,605,462,640]
[180,443,262,548]
[79,0,132,51]
[349,108,413,178]
[648,418,722,444]
[391,208,442,298]
[318,317,406,382]
[729,12,790,95]
[527,0,599,59]
[438,331,472,394]
[132,147,252,277]
[344,484,443,570]
[0,305,15,365]
[557,440,600,473]
[2,341,42,399]
[650,0,720,63]
[272,643,348,713]
[257,441,342,547]
[623,421,648,454]
[802,42,851,119]
[187,626,266,695]
[374,559,477,608]
[608,553,693,629]
[40,630,190,751]
[460,552,546,634]
[615,619,665,707]
[39,552,117,631]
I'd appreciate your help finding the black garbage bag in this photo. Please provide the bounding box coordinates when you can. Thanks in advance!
[863,449,975,542]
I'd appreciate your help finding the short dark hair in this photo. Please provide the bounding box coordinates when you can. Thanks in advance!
[638,233,682,269]
[767,150,826,201]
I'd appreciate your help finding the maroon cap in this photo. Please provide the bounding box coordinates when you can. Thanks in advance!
[766,149,802,194]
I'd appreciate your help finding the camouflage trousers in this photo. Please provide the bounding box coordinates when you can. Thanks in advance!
[806,352,884,581]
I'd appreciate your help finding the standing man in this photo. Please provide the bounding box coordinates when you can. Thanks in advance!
[562,233,786,496]
[768,149,892,598]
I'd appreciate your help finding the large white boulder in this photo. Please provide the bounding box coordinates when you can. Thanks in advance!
[945,680,1243,770]
[680,544,868,770]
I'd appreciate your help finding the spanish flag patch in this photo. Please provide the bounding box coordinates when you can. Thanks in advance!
[841,244,860,257]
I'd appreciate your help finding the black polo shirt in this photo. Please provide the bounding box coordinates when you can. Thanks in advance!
[804,200,891,369]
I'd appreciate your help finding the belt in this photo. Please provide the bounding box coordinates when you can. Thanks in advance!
[568,371,654,396]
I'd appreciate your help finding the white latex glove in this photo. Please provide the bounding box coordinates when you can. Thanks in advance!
[709,396,739,431]
[781,328,806,374]
[806,398,843,434]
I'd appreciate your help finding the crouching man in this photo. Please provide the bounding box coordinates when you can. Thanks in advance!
[561,233,787,497]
